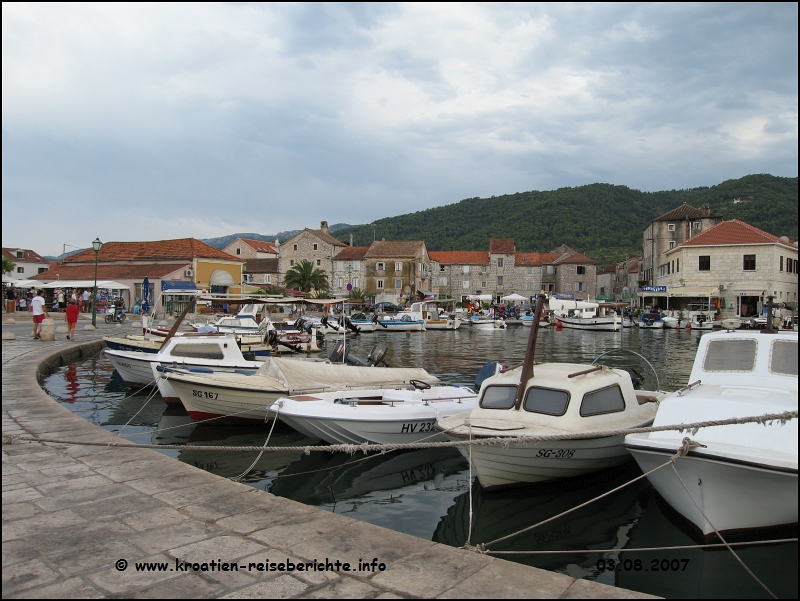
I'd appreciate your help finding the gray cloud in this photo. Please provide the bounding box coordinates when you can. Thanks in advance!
[2,3,796,255]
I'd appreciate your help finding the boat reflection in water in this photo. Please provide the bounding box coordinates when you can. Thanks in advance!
[618,489,797,599]
[271,447,467,506]
[433,464,647,578]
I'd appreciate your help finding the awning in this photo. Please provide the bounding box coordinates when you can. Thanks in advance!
[501,293,527,301]
[39,280,130,290]
[4,278,39,287]
[666,287,719,298]
[209,270,236,286]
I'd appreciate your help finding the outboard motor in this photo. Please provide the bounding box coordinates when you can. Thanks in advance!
[328,341,371,366]
[344,317,361,334]
[475,360,505,389]
[366,343,389,367]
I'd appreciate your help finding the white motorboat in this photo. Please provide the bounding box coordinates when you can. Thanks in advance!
[688,311,715,330]
[625,329,798,536]
[271,382,477,445]
[471,315,507,330]
[550,299,622,331]
[438,363,663,488]
[520,313,553,327]
[662,311,688,329]
[105,334,266,402]
[437,299,665,488]
[639,311,665,328]
[166,350,437,423]
[376,313,426,331]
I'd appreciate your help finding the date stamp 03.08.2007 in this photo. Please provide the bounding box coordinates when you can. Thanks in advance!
[596,558,690,573]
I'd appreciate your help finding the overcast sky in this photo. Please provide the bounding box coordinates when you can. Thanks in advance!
[3,3,797,256]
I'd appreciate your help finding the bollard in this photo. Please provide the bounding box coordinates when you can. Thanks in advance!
[40,318,55,341]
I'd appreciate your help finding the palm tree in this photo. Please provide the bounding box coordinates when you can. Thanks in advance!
[284,260,329,293]
[347,287,366,301]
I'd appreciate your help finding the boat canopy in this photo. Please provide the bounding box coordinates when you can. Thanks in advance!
[256,357,439,394]
[548,298,598,311]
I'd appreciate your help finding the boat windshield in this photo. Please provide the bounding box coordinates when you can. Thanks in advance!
[170,344,225,360]
[523,387,570,416]
[479,385,517,409]
[770,340,798,376]
[580,385,626,417]
[702,339,757,372]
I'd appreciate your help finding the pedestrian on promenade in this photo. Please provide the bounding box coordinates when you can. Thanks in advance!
[83,289,91,315]
[31,289,48,339]
[77,289,84,313]
[58,289,66,311]
[65,299,79,340]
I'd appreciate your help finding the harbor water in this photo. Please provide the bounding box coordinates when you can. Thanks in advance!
[43,326,797,599]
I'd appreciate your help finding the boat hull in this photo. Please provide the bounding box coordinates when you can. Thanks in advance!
[425,319,461,330]
[461,434,634,489]
[628,446,798,535]
[376,320,426,331]
[169,375,285,422]
[556,316,621,331]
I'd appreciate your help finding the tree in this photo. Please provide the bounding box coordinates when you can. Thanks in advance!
[347,287,366,300]
[2,256,16,275]
[283,260,329,293]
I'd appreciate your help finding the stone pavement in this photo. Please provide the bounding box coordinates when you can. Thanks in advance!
[2,323,656,598]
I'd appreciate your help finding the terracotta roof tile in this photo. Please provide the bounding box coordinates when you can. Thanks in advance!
[599,265,617,274]
[655,203,723,221]
[428,251,489,265]
[668,219,797,253]
[239,238,278,254]
[365,240,426,259]
[555,252,597,265]
[333,246,370,260]
[63,239,244,263]
[515,252,545,266]
[243,258,278,273]
[285,228,347,247]
[33,263,189,280]
[489,238,515,254]
[2,248,47,263]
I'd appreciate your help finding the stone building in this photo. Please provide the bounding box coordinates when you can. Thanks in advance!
[428,250,490,299]
[656,219,798,318]
[362,240,434,305]
[596,265,616,300]
[642,204,723,286]
[2,247,49,279]
[278,222,348,288]
[222,238,278,260]
[613,256,642,304]
[331,246,370,295]
[548,245,597,301]
[242,258,279,289]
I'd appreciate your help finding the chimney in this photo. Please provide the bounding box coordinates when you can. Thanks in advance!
[320,221,329,235]
[349,233,353,247]
[701,205,710,216]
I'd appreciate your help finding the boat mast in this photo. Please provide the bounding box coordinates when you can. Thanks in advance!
[514,295,545,410]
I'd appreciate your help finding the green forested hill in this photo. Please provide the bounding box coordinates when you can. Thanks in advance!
[335,174,797,266]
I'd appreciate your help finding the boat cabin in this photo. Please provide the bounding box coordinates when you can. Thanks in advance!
[687,330,798,389]
[468,363,658,432]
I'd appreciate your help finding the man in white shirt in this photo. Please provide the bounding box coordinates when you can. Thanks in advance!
[31,290,48,339]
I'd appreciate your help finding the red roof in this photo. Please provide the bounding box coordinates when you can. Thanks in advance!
[33,263,189,281]
[428,251,489,265]
[555,252,597,265]
[668,219,797,253]
[2,248,47,263]
[489,238,515,254]
[333,246,370,260]
[599,265,617,274]
[239,238,278,254]
[63,239,243,263]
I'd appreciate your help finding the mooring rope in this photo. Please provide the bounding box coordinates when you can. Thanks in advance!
[484,538,798,554]
[5,410,795,453]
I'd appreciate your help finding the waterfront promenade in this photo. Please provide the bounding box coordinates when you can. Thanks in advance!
[2,318,654,598]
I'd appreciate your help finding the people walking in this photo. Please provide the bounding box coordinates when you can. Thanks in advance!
[31,289,48,339]
[65,300,79,340]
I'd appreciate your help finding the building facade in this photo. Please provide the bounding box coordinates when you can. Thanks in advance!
[2,248,49,279]
[658,220,798,318]
[223,238,279,260]
[278,222,347,288]
[362,241,434,304]
[642,204,723,286]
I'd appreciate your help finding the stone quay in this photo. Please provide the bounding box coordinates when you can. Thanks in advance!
[2,320,655,598]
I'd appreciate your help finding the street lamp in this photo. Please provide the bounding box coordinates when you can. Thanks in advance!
[91,237,103,327]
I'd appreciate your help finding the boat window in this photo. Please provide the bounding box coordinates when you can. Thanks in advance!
[523,387,570,416]
[770,340,798,376]
[580,385,625,417]
[479,385,517,410]
[702,339,756,372]
[170,344,225,360]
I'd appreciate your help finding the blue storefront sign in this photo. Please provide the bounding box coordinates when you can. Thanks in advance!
[641,286,667,293]
[554,294,575,300]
